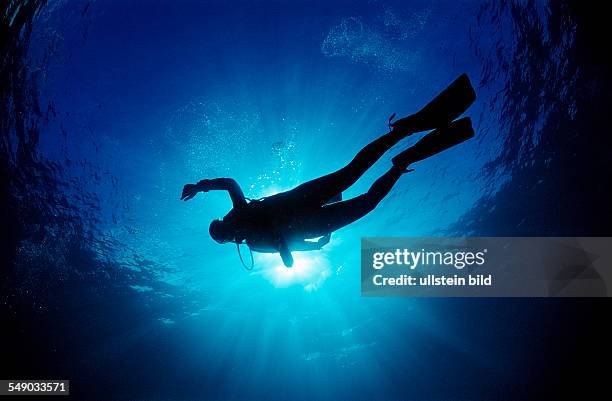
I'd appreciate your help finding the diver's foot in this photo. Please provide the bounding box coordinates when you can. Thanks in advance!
[391,73,476,134]
[392,117,474,169]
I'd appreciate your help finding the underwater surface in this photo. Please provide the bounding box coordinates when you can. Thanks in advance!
[1,1,611,400]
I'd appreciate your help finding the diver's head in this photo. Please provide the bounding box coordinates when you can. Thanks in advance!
[209,219,233,244]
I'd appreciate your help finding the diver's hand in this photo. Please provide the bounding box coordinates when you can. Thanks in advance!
[181,183,200,201]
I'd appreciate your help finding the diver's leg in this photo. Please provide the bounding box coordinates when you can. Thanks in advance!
[392,117,474,168]
[289,131,400,204]
[307,165,405,233]
[285,75,476,206]
[287,129,409,206]
[305,118,475,233]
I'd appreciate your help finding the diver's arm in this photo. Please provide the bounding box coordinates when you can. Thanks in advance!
[246,238,294,267]
[181,178,247,208]
[197,178,247,208]
[278,237,294,268]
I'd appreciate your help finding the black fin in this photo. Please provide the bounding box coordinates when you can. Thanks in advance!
[392,117,474,168]
[392,73,476,134]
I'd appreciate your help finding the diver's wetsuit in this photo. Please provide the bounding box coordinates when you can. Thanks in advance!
[183,74,476,267]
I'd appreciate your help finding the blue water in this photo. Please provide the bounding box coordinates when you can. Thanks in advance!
[2,1,610,400]
[39,0,496,287]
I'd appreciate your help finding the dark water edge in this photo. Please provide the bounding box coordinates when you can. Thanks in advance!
[1,1,611,400]
[1,0,188,392]
[450,0,612,236]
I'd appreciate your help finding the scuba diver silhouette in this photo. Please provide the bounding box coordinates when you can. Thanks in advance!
[181,74,476,267]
